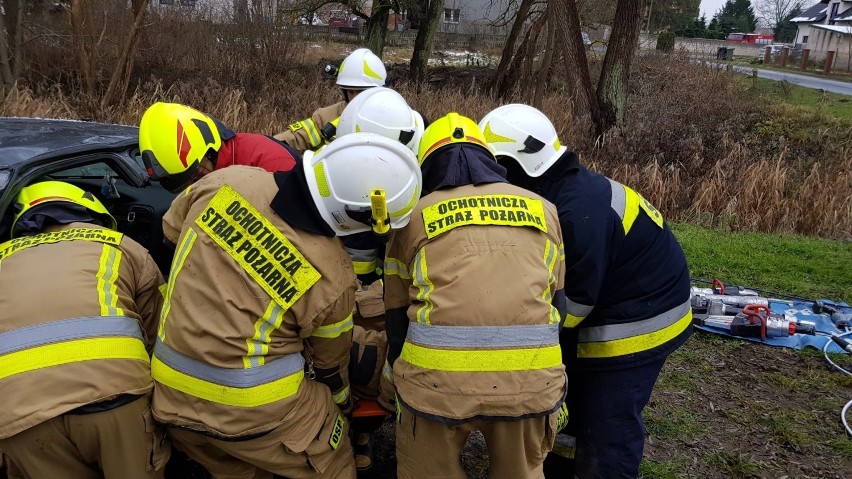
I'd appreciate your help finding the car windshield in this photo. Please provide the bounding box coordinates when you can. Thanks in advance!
[49,162,116,179]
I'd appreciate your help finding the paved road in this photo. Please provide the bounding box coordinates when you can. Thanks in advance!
[703,61,852,95]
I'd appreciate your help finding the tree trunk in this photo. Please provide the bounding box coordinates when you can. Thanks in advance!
[101,0,149,108]
[490,0,534,94]
[13,0,23,81]
[533,11,557,108]
[0,2,15,93]
[552,0,600,130]
[409,0,445,86]
[596,0,647,135]
[70,0,95,98]
[365,0,391,58]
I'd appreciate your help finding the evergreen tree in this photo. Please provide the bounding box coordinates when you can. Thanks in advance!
[774,5,802,43]
[711,0,758,36]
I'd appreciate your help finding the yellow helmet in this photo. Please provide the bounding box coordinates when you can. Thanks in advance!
[12,181,116,238]
[417,112,492,165]
[139,102,222,193]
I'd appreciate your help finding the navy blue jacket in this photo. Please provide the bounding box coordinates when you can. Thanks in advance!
[524,151,692,371]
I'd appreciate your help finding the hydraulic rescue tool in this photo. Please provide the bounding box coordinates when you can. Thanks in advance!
[691,278,817,341]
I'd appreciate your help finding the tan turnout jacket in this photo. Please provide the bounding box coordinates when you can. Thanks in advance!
[0,223,163,439]
[152,166,357,439]
[274,102,346,154]
[384,182,567,422]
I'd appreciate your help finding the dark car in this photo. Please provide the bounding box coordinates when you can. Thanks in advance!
[0,117,176,273]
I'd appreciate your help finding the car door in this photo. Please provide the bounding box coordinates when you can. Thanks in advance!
[0,151,176,274]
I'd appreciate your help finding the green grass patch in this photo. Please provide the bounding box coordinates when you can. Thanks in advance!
[644,407,707,441]
[639,458,685,479]
[746,77,852,121]
[827,438,852,457]
[701,451,764,478]
[672,223,852,302]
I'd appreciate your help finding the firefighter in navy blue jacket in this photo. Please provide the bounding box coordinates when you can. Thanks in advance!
[479,104,693,479]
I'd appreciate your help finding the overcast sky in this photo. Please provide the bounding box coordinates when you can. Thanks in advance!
[700,0,729,19]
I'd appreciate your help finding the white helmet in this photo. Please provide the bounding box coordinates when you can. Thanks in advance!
[478,104,567,177]
[336,87,423,154]
[336,48,387,89]
[303,133,422,236]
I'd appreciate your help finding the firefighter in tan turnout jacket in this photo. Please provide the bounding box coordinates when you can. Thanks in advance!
[0,181,168,479]
[383,114,570,479]
[150,133,422,479]
[274,48,386,154]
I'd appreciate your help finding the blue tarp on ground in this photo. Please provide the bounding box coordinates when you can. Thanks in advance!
[695,298,852,353]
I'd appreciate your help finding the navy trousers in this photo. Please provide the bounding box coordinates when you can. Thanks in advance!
[543,356,668,479]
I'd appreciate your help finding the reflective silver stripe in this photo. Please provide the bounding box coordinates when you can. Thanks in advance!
[406,322,560,348]
[153,338,304,388]
[608,178,626,220]
[384,258,411,279]
[577,300,691,343]
[0,316,143,356]
[344,246,379,263]
[566,299,594,318]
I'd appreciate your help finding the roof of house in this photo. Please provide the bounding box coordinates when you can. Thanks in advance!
[811,24,852,34]
[836,7,852,21]
[791,3,828,23]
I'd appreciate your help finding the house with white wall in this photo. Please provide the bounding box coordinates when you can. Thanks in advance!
[792,1,852,70]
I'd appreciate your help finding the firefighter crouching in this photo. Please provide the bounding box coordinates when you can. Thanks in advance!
[383,113,570,479]
[0,181,169,478]
[274,48,387,154]
[149,133,422,478]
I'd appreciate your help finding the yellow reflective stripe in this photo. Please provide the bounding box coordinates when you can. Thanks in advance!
[412,249,434,325]
[384,257,411,279]
[400,343,562,372]
[0,228,122,261]
[312,311,354,339]
[622,186,642,235]
[541,240,557,304]
[577,309,692,358]
[244,301,285,368]
[550,305,562,326]
[563,314,584,328]
[353,260,378,275]
[302,119,322,147]
[151,355,304,407]
[558,243,565,261]
[159,229,197,341]
[96,245,124,316]
[0,337,149,380]
[332,385,350,405]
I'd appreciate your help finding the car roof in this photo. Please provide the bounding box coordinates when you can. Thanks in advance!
[0,117,139,167]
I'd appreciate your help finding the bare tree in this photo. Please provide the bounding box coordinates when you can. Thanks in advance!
[365,0,392,57]
[69,0,95,98]
[552,0,600,128]
[100,0,149,108]
[0,1,15,93]
[596,0,647,134]
[754,0,803,28]
[409,0,445,85]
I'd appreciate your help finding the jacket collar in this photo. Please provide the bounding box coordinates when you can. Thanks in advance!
[269,163,336,237]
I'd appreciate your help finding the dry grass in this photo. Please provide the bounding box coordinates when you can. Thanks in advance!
[2,21,850,239]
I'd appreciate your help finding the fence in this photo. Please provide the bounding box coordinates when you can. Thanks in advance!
[288,25,508,51]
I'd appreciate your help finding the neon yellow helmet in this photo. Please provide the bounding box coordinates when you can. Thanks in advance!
[417,112,492,165]
[12,181,116,238]
[139,102,222,193]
